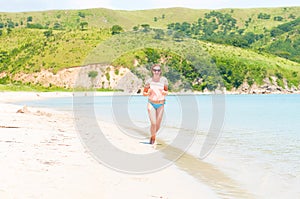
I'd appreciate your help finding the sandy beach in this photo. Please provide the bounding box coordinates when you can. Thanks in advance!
[2,92,298,199]
[0,91,223,199]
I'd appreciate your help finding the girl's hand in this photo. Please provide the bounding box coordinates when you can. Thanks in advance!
[162,90,168,96]
[143,88,152,96]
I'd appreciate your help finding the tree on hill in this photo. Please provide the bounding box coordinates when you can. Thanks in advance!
[173,31,184,41]
[53,22,62,30]
[141,24,151,32]
[111,25,123,35]
[153,29,165,40]
[258,13,270,19]
[132,26,139,31]
[27,16,33,22]
[43,30,53,38]
[78,12,85,18]
[274,16,284,21]
[80,22,88,30]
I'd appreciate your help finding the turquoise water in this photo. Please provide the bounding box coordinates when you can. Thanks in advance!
[19,94,300,198]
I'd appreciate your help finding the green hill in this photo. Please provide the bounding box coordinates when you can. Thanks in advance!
[1,7,299,31]
[0,7,300,92]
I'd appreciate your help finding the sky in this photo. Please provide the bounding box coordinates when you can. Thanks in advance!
[0,0,299,12]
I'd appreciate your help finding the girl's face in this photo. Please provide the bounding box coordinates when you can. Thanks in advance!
[152,67,161,76]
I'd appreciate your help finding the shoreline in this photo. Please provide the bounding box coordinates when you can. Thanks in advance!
[1,89,299,101]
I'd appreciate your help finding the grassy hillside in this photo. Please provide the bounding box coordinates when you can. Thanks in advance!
[0,7,300,91]
[201,41,300,89]
[0,28,111,74]
[87,31,300,91]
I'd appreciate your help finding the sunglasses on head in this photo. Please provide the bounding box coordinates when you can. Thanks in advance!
[152,69,161,72]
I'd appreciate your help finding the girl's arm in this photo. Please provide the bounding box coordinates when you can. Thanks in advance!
[162,85,168,96]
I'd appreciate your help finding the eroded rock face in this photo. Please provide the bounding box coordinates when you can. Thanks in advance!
[12,64,143,93]
[115,71,143,93]
[230,77,299,94]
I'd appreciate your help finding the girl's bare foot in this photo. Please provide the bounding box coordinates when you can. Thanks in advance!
[150,135,156,144]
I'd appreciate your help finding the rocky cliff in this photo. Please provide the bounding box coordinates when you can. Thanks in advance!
[3,64,300,94]
[12,64,143,93]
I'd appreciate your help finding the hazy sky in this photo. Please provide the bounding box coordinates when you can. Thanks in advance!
[0,0,299,12]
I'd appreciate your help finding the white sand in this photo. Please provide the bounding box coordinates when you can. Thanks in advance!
[0,92,219,199]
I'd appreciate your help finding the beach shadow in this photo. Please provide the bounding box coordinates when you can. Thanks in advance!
[139,141,163,146]
[154,138,255,199]
[127,126,254,199]
[140,141,151,145]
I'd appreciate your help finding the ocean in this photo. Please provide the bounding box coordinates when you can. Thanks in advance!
[18,93,300,198]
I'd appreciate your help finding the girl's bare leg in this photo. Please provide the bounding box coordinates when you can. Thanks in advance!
[147,103,156,144]
[155,105,164,134]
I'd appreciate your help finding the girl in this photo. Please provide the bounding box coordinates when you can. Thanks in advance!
[143,64,168,144]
